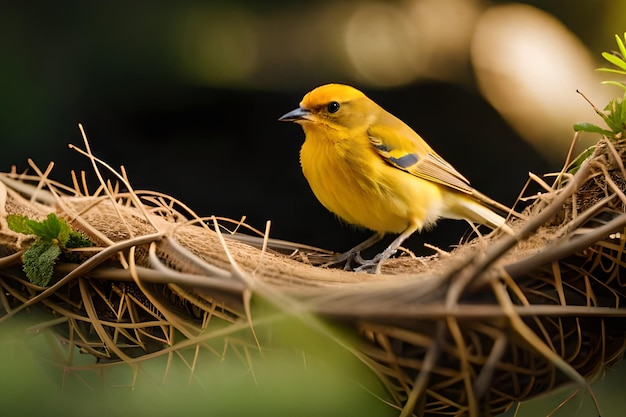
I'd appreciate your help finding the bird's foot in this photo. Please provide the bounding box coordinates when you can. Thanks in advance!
[323,250,384,271]
[321,250,362,270]
[320,232,403,273]
[321,232,386,270]
[353,257,381,273]
[354,249,396,274]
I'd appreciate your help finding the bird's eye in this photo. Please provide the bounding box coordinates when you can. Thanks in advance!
[327,101,340,113]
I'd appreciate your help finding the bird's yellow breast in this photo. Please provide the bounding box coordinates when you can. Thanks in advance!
[300,126,445,233]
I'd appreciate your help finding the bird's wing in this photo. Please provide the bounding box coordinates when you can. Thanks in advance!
[367,124,473,194]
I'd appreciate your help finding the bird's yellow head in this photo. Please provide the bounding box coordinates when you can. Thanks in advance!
[279,84,378,133]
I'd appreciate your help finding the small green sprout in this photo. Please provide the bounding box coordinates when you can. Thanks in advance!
[574,32,626,140]
[573,91,626,139]
[569,33,626,173]
[565,145,596,175]
[574,32,626,139]
[597,32,626,91]
[6,213,94,286]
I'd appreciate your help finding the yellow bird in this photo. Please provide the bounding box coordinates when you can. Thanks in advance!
[279,84,512,271]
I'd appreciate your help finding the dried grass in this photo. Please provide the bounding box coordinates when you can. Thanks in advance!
[0,128,625,416]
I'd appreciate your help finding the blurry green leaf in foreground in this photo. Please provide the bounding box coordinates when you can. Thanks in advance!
[2,309,624,417]
[0,308,394,417]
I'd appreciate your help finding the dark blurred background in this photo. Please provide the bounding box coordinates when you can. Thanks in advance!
[1,0,624,254]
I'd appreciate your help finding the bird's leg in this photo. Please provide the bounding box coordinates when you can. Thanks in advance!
[322,232,384,269]
[356,222,420,273]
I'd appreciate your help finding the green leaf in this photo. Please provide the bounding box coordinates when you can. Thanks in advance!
[578,34,626,141]
[603,98,619,131]
[66,231,94,249]
[24,218,55,241]
[616,33,626,60]
[573,122,612,135]
[56,221,71,245]
[602,96,626,134]
[597,68,626,76]
[21,213,72,245]
[567,146,596,174]
[6,215,36,235]
[8,213,93,248]
[602,51,626,71]
[7,213,94,286]
[22,240,62,286]
[600,80,626,91]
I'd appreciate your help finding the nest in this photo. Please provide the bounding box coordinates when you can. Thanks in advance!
[1,134,625,417]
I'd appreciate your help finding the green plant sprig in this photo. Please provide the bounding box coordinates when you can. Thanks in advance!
[597,33,626,91]
[573,90,626,138]
[574,33,626,140]
[6,213,94,286]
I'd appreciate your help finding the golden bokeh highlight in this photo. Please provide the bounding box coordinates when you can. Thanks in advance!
[167,1,617,161]
[404,0,484,81]
[471,3,613,161]
[343,2,425,87]
[342,0,484,86]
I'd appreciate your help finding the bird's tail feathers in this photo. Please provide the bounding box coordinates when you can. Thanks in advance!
[448,196,514,235]
[471,189,524,220]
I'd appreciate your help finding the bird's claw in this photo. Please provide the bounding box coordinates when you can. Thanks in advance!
[353,261,378,273]
[323,246,396,274]
[322,250,380,272]
[354,246,400,273]
[321,250,361,270]
[354,253,384,273]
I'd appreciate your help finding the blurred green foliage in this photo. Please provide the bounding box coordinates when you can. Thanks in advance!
[0,307,394,417]
[2,307,624,416]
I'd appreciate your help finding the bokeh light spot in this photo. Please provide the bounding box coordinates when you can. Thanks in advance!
[405,0,483,81]
[343,2,425,87]
[176,6,258,86]
[471,3,612,161]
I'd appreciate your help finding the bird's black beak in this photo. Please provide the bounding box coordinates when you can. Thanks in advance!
[278,106,311,122]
